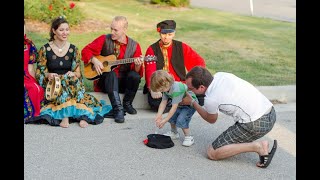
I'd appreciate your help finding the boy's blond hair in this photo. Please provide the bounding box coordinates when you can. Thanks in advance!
[150,70,174,92]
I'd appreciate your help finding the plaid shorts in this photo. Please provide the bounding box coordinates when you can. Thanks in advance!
[212,106,276,149]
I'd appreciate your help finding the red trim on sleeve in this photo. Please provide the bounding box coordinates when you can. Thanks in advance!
[144,46,157,89]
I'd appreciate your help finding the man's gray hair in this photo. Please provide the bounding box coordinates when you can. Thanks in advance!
[113,16,128,29]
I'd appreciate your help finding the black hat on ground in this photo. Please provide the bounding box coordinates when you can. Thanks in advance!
[156,20,176,34]
[144,134,174,149]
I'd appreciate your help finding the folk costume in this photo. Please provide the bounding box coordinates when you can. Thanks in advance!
[25,43,112,126]
[24,35,44,122]
[144,20,206,111]
[81,34,143,123]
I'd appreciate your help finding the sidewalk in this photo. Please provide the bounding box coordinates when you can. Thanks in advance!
[89,85,296,110]
[24,86,296,179]
[190,0,296,22]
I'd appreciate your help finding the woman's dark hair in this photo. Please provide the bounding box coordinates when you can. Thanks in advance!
[49,16,69,41]
[186,66,213,89]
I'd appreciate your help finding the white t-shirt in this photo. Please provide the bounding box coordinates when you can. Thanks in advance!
[204,72,273,123]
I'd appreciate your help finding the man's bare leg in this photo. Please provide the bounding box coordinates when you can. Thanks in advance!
[207,140,269,162]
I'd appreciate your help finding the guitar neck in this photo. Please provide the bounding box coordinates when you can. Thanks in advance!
[109,58,136,66]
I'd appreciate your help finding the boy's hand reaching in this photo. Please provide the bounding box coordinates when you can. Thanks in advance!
[156,119,166,129]
[155,115,162,123]
[154,115,165,128]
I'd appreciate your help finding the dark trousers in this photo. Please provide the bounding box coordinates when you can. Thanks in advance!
[97,71,140,94]
[97,71,141,120]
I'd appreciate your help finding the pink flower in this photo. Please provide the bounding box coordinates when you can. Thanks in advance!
[157,27,161,32]
[69,2,75,9]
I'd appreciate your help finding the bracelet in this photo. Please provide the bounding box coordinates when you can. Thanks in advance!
[190,99,196,107]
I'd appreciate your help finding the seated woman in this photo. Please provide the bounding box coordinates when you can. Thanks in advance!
[25,16,112,128]
[24,20,44,122]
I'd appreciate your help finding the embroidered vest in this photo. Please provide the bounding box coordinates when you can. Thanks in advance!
[151,40,186,80]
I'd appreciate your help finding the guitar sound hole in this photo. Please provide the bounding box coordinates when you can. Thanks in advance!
[103,61,109,67]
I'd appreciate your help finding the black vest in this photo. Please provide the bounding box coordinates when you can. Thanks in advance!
[100,34,137,72]
[151,40,186,80]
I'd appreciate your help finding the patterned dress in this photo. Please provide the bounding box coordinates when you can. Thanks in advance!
[24,35,44,122]
[25,42,112,126]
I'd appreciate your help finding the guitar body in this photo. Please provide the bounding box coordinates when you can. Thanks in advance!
[83,55,117,80]
[83,54,157,80]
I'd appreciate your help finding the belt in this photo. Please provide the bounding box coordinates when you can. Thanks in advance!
[45,76,62,101]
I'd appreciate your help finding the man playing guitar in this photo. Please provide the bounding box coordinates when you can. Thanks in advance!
[81,16,144,123]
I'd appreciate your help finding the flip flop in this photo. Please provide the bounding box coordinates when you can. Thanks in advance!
[257,140,277,168]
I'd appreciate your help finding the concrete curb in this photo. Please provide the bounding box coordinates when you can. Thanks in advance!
[256,85,296,103]
[89,85,296,109]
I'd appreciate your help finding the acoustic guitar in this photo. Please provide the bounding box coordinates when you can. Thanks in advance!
[83,54,157,80]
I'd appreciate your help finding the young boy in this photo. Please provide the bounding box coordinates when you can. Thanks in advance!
[150,70,198,147]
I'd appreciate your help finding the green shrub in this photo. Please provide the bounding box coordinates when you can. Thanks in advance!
[150,0,190,7]
[24,0,84,26]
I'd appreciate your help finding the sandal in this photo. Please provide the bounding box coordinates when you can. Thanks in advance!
[257,140,277,168]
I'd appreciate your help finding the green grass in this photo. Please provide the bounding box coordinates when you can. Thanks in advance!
[26,0,296,91]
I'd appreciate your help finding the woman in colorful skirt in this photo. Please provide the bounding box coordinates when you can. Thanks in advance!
[25,16,112,128]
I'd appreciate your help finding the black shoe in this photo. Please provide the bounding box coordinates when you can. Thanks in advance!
[124,103,137,114]
[108,91,125,123]
[123,89,138,115]
[115,119,124,123]
[114,110,125,123]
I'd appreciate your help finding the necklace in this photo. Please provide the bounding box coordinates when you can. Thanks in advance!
[53,41,67,53]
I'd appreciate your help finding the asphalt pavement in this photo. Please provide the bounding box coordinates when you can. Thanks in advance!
[190,0,296,22]
[24,86,296,180]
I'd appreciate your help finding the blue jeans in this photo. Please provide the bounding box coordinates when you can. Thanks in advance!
[168,106,196,129]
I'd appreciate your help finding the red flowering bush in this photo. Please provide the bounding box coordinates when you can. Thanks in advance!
[25,0,84,26]
[69,2,76,9]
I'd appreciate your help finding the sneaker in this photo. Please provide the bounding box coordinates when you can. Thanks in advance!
[182,136,194,147]
[163,131,180,140]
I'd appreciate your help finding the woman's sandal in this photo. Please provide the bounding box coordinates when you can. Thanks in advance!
[257,140,278,168]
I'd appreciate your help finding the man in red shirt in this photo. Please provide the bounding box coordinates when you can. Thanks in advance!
[81,16,144,123]
[144,20,206,112]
